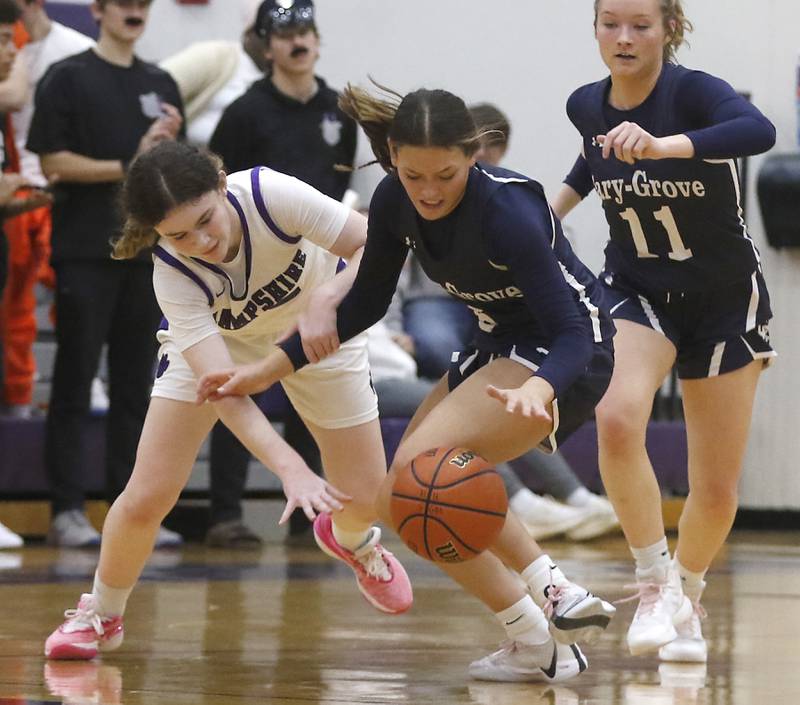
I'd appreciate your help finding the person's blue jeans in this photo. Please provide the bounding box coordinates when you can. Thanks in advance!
[403,297,475,380]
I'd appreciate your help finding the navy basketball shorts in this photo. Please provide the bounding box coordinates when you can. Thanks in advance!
[600,269,776,379]
[447,338,614,453]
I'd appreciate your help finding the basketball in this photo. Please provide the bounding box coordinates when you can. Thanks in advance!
[389,447,508,563]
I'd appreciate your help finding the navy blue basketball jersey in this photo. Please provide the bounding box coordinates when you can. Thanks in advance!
[567,63,771,292]
[283,163,615,398]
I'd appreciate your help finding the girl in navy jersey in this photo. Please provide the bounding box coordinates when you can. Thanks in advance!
[43,141,415,661]
[199,85,617,682]
[552,0,776,663]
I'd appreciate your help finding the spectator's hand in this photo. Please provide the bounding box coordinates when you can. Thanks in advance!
[390,331,415,356]
[278,466,351,525]
[136,103,183,155]
[5,187,53,218]
[0,173,29,207]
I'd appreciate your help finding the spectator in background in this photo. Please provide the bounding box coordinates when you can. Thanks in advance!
[160,0,264,148]
[187,0,358,547]
[26,0,184,548]
[0,0,54,548]
[0,0,94,420]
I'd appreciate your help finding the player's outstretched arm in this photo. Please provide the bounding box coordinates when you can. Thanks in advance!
[186,336,347,522]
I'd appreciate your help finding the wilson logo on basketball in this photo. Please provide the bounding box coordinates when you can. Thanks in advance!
[449,451,476,469]
[435,542,462,563]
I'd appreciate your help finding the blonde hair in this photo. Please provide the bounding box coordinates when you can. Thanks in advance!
[594,0,693,63]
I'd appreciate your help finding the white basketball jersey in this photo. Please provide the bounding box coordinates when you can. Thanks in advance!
[153,167,350,363]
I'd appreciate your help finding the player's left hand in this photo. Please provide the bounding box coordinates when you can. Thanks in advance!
[597,121,670,164]
[486,383,552,423]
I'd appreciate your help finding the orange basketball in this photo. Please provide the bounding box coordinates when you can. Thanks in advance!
[389,447,508,563]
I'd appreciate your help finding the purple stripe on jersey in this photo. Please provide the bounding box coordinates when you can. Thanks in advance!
[250,167,301,245]
[158,316,169,331]
[189,192,254,302]
[336,258,346,273]
[153,246,214,307]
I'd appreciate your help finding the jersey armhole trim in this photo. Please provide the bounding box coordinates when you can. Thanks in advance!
[250,167,302,245]
[153,245,214,307]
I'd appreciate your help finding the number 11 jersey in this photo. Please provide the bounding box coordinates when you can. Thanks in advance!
[567,62,775,292]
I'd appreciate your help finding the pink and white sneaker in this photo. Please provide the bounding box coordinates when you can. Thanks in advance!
[313,513,413,614]
[45,594,124,660]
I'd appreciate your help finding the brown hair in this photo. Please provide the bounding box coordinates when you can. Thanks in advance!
[594,0,693,63]
[339,81,482,173]
[112,142,223,260]
[469,103,511,150]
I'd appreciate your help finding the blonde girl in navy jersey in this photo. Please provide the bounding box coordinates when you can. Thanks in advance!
[198,85,618,683]
[553,0,776,662]
[43,141,415,661]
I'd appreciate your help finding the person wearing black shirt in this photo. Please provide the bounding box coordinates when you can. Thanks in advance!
[205,0,358,546]
[26,0,184,548]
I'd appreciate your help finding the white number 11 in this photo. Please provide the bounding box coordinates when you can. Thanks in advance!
[619,206,693,262]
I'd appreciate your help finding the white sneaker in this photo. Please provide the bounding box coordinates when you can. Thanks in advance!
[565,494,620,541]
[0,521,23,549]
[512,491,585,540]
[47,510,101,548]
[154,525,183,549]
[626,563,693,656]
[469,638,587,683]
[659,598,707,663]
[544,581,616,644]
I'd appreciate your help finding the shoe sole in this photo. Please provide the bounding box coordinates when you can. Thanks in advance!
[523,516,586,541]
[565,515,620,541]
[45,632,124,661]
[628,596,694,656]
[658,641,708,663]
[551,596,616,645]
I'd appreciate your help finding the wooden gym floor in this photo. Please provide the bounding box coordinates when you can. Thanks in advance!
[0,524,798,704]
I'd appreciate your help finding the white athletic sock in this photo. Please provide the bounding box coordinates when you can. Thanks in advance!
[496,594,551,646]
[565,487,593,508]
[521,554,569,609]
[674,555,707,602]
[332,521,372,552]
[92,573,133,617]
[631,537,671,575]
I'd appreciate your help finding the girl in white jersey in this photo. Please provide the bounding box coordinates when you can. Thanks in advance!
[43,140,412,661]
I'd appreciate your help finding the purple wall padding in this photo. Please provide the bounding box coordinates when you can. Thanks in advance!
[559,421,688,495]
[0,415,688,497]
[0,416,105,494]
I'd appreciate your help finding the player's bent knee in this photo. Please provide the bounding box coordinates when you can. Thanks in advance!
[115,486,178,527]
[596,399,649,446]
